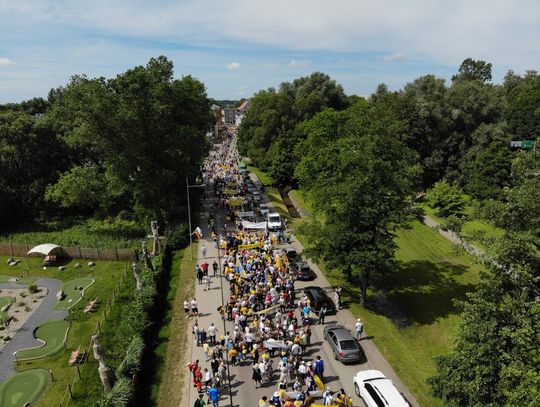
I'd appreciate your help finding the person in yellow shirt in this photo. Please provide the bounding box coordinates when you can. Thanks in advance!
[228,347,238,365]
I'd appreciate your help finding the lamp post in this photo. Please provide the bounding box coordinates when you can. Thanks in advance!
[186,176,206,260]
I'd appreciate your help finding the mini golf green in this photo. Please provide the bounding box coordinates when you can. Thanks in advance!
[0,275,36,285]
[16,319,70,360]
[0,369,50,407]
[0,296,15,324]
[54,277,94,310]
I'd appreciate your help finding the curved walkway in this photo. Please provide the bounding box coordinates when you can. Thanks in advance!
[0,277,67,381]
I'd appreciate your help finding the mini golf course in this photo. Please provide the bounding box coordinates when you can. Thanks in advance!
[54,277,95,310]
[0,368,50,407]
[16,319,70,360]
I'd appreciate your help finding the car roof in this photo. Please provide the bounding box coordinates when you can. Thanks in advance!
[355,370,409,407]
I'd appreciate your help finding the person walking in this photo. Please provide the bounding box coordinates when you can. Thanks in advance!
[193,394,206,407]
[252,361,262,388]
[212,260,218,276]
[317,306,327,325]
[202,244,207,258]
[314,355,325,382]
[355,318,364,339]
[208,323,218,345]
[191,298,199,317]
[207,384,220,406]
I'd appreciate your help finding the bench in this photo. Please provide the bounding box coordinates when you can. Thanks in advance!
[83,298,99,314]
[69,346,87,365]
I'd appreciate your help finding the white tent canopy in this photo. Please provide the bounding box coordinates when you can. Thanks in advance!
[27,243,63,256]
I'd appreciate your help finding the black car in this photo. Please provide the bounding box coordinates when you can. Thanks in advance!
[291,260,316,281]
[304,286,336,315]
[282,247,298,260]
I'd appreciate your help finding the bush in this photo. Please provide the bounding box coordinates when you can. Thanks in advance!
[165,223,189,250]
[427,181,466,218]
[28,284,39,294]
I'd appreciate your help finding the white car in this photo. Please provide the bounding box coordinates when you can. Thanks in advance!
[353,370,409,407]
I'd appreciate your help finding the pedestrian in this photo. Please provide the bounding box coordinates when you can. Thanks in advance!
[191,298,199,317]
[194,394,206,407]
[203,342,210,361]
[197,266,204,284]
[355,318,364,339]
[205,274,212,291]
[314,355,325,382]
[184,298,190,315]
[323,388,333,405]
[202,245,207,258]
[252,361,262,388]
[258,396,269,407]
[203,368,213,390]
[207,384,220,406]
[212,260,218,276]
[208,323,218,345]
[318,306,327,325]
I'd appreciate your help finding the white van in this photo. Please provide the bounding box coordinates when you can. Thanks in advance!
[266,212,282,231]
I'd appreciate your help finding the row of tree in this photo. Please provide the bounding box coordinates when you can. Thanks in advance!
[238,60,540,406]
[0,56,211,231]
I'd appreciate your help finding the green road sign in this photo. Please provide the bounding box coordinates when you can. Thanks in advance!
[522,140,534,150]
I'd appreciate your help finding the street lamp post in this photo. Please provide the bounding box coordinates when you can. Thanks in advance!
[186,176,206,260]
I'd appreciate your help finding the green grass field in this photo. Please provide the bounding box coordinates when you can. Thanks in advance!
[0,275,36,285]
[54,278,95,310]
[0,369,50,407]
[17,320,70,360]
[0,295,15,324]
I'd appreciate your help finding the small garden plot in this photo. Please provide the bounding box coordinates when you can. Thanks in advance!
[0,275,36,285]
[16,320,70,360]
[0,368,50,407]
[54,278,94,310]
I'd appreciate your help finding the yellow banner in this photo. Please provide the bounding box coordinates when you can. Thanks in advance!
[238,241,264,250]
[224,188,237,196]
[254,304,278,315]
[228,198,242,206]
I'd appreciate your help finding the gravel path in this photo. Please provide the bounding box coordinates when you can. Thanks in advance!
[0,277,66,381]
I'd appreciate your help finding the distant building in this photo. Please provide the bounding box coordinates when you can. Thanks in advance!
[235,99,251,126]
[223,108,236,124]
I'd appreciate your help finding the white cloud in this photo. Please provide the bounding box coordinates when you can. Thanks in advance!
[0,58,14,67]
[289,59,310,68]
[383,53,406,62]
[227,62,240,70]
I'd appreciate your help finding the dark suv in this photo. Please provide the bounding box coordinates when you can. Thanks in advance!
[303,286,336,315]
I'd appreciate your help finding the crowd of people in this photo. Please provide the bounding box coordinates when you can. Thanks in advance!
[189,131,357,407]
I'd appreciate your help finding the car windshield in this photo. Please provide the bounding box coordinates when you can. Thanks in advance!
[300,266,310,273]
[269,215,280,222]
[340,340,357,350]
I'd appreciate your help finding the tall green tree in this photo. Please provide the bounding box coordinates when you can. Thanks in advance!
[49,56,211,223]
[296,101,418,306]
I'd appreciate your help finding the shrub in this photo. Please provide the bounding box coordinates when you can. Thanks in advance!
[165,223,189,250]
[427,181,466,218]
[28,284,39,294]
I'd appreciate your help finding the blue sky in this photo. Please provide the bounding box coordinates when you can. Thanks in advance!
[1,0,539,103]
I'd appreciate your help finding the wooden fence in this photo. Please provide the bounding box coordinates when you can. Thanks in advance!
[0,242,134,261]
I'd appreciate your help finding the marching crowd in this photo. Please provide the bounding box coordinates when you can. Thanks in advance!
[189,134,356,407]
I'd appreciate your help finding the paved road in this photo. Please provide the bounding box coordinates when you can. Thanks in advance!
[186,171,419,407]
[0,277,67,381]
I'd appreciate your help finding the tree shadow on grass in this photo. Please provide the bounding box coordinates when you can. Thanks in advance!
[372,260,477,326]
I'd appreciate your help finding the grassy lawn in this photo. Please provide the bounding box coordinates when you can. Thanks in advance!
[247,164,273,186]
[0,255,129,406]
[289,189,313,213]
[420,203,504,252]
[0,219,144,249]
[154,245,197,407]
[17,320,70,360]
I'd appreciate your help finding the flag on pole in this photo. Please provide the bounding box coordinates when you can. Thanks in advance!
[192,226,202,239]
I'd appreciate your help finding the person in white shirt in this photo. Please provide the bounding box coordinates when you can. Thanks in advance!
[208,323,218,345]
[355,318,364,339]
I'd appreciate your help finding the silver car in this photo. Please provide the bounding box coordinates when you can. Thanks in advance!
[323,324,363,363]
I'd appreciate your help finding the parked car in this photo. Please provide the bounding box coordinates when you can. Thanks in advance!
[323,324,363,363]
[281,247,298,260]
[353,370,409,407]
[290,260,316,281]
[303,286,336,315]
